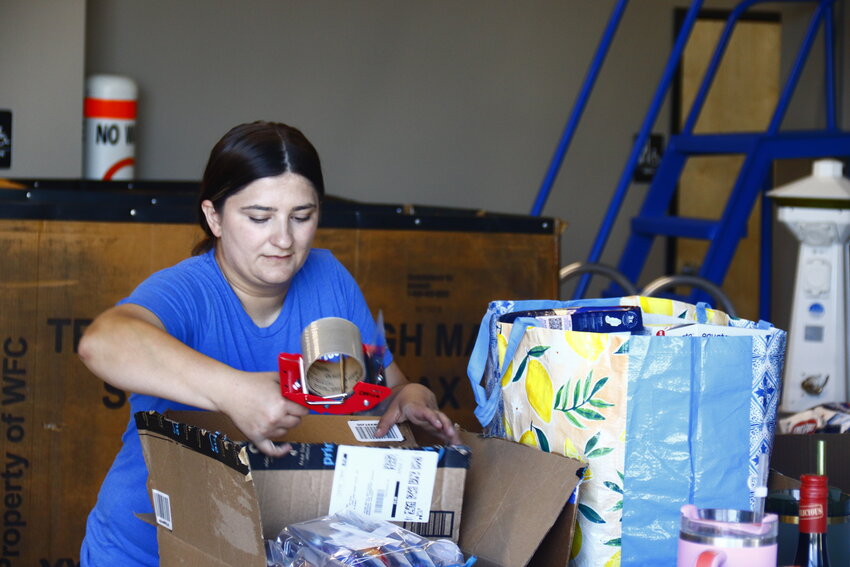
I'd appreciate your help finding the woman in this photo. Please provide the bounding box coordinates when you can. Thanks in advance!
[79,121,459,566]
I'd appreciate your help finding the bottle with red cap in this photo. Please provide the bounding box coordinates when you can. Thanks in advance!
[792,473,831,567]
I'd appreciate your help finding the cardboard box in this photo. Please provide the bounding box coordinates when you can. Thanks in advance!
[0,180,560,564]
[457,430,582,567]
[138,410,583,567]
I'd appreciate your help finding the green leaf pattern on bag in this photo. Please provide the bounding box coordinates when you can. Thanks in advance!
[499,325,630,567]
[578,503,605,524]
[604,470,625,518]
[532,423,550,453]
[586,433,615,460]
[554,372,614,428]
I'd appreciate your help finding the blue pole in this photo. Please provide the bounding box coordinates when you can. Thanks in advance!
[530,0,630,217]
[682,0,761,134]
[823,0,837,129]
[767,1,827,134]
[574,0,705,299]
[759,186,773,322]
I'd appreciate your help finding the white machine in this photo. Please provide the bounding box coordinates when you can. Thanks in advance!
[768,159,850,412]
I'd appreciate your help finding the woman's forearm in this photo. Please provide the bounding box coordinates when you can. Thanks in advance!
[78,303,238,411]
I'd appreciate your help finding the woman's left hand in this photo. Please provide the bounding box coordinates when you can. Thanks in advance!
[374,382,461,445]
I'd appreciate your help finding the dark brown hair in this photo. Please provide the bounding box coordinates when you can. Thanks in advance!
[192,121,325,255]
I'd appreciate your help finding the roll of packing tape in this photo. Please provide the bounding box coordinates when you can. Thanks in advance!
[301,318,366,397]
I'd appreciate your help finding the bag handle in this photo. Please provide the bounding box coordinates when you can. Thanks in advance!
[472,317,544,427]
[467,315,495,414]
[696,302,709,324]
[467,300,569,428]
[500,317,543,376]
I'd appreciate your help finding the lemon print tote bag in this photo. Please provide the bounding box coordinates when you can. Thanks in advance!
[466,296,786,567]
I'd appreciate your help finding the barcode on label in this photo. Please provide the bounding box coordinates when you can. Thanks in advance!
[152,489,173,530]
[349,420,404,442]
[383,453,399,471]
[406,484,418,501]
[404,500,418,517]
[401,510,455,538]
[375,489,386,514]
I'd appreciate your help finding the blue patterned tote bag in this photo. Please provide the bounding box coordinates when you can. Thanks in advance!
[467,296,786,567]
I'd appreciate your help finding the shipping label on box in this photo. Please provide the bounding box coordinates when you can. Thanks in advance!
[245,438,468,541]
[328,445,438,522]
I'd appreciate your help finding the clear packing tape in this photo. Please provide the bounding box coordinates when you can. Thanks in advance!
[278,317,391,414]
[265,510,476,567]
[300,317,367,397]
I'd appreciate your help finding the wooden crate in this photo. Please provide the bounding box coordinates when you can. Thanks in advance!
[320,225,560,428]
[0,217,200,567]
[0,181,560,565]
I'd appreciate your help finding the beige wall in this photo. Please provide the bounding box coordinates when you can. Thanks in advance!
[0,0,86,177]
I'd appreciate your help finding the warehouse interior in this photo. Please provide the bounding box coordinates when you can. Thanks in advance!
[2,1,849,565]
[5,1,848,320]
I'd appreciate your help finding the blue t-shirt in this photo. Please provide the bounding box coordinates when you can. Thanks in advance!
[81,248,389,566]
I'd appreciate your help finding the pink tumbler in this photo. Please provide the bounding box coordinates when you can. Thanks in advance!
[677,504,778,567]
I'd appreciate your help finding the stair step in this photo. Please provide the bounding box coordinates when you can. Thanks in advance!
[668,133,760,155]
[632,216,720,239]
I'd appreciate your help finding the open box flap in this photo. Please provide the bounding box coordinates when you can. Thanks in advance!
[458,431,584,567]
[164,409,420,447]
[137,413,266,567]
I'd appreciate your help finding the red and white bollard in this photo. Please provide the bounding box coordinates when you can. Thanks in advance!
[84,75,137,180]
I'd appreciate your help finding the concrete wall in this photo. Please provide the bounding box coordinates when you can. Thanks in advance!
[0,0,86,177]
[80,1,707,290]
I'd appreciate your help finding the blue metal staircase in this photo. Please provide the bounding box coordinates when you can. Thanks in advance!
[532,0,850,321]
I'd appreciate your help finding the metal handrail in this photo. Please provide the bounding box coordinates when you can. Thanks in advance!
[529,0,841,300]
[574,0,705,298]
[530,0,630,217]
[577,0,839,300]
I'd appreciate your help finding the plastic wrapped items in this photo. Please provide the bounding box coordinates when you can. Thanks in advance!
[266,510,476,567]
[778,402,850,434]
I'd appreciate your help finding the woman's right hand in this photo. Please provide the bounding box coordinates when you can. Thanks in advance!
[216,370,309,457]
[79,304,308,457]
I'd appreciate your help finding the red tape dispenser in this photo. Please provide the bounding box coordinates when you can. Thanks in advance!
[278,316,391,414]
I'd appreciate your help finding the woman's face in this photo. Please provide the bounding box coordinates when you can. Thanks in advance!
[201,172,319,297]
